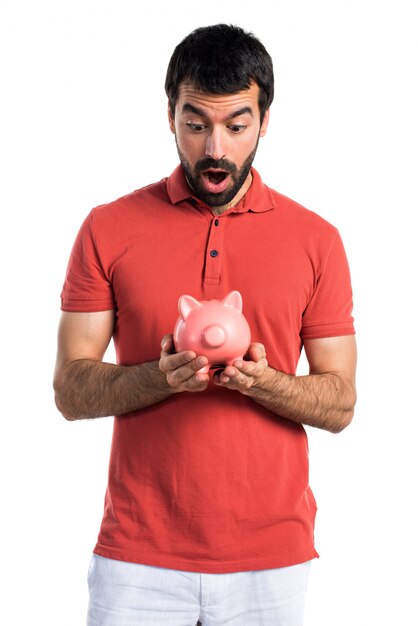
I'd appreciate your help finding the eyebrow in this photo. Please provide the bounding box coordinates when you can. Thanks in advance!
[181,102,254,120]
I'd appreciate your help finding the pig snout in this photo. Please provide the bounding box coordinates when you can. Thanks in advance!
[201,324,227,348]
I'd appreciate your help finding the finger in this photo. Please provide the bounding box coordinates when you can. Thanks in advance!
[248,343,266,361]
[248,358,269,373]
[160,349,197,373]
[214,366,242,386]
[223,364,240,378]
[215,368,251,388]
[213,369,231,385]
[161,334,174,353]
[231,359,257,376]
[165,356,208,386]
[183,371,210,391]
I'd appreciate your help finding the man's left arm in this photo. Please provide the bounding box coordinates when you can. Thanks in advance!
[214,335,357,433]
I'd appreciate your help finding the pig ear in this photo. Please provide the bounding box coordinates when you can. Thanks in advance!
[222,290,243,312]
[178,295,201,320]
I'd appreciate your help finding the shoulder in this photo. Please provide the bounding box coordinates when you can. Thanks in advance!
[270,186,336,231]
[90,177,170,223]
[261,183,341,252]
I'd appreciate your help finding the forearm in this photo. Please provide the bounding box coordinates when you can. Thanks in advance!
[244,366,356,433]
[54,358,175,420]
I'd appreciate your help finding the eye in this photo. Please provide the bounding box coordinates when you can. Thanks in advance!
[228,124,246,134]
[186,122,207,132]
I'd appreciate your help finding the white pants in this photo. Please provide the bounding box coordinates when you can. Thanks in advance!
[87,554,311,626]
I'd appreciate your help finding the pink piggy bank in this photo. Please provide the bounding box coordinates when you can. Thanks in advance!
[173,290,251,374]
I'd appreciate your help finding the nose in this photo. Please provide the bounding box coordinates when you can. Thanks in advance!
[205,127,226,161]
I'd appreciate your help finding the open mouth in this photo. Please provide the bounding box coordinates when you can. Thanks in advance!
[200,169,231,193]
[204,170,228,184]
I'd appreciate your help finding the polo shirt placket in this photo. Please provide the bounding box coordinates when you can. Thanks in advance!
[204,215,223,291]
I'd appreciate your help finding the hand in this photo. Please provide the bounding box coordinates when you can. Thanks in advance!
[213,343,270,393]
[159,335,210,393]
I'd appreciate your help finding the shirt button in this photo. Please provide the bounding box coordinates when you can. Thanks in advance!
[210,250,218,258]
[214,219,219,226]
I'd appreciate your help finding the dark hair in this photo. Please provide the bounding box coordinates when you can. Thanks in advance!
[165,24,274,122]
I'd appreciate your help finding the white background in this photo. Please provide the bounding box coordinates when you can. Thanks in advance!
[1,0,417,624]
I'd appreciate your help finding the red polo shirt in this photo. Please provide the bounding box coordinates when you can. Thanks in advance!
[61,166,354,573]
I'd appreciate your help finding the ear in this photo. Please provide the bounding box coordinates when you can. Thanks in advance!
[178,294,201,320]
[221,291,243,312]
[259,108,270,138]
[168,100,175,134]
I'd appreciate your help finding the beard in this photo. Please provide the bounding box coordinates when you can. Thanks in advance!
[175,137,259,207]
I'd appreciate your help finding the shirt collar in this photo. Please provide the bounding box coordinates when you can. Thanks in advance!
[166,164,276,214]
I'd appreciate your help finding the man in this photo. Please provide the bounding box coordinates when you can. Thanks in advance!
[54,24,357,626]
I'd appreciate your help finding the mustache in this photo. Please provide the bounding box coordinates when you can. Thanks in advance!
[195,158,237,175]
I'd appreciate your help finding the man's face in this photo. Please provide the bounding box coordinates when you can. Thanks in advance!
[168,82,269,211]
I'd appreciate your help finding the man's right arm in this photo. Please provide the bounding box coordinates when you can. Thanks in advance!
[53,312,209,421]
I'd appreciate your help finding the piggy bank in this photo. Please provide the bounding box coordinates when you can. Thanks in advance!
[173,290,251,374]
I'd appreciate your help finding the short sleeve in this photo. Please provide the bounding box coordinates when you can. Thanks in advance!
[301,229,355,340]
[60,211,115,312]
